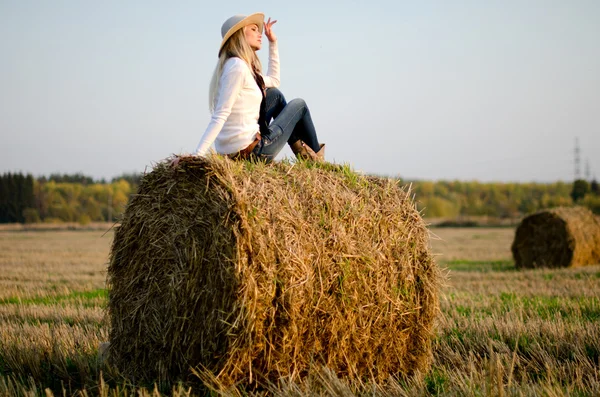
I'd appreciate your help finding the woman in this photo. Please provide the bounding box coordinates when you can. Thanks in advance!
[194,13,325,162]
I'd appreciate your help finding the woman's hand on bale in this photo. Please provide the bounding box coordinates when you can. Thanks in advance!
[170,157,181,168]
[264,17,277,42]
[170,154,194,168]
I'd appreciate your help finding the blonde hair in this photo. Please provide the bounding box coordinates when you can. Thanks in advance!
[209,26,262,112]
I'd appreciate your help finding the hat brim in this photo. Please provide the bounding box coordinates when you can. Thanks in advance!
[219,12,265,55]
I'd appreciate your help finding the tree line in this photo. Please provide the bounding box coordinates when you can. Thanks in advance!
[0,172,134,224]
[1,172,599,224]
[411,178,600,218]
[0,173,36,223]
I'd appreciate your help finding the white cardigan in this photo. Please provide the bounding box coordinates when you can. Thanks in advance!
[195,41,280,156]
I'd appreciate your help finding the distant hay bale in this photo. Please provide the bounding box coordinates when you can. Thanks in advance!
[512,206,600,269]
[107,156,439,387]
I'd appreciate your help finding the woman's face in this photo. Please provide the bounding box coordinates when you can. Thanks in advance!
[244,24,262,51]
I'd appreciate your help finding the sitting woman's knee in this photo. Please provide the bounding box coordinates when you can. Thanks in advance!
[266,87,285,102]
[289,98,306,108]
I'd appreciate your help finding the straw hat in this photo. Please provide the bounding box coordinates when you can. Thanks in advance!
[219,13,264,55]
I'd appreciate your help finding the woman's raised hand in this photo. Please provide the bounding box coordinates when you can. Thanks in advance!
[264,17,277,42]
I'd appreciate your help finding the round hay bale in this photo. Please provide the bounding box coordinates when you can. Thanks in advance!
[107,156,439,387]
[511,206,600,269]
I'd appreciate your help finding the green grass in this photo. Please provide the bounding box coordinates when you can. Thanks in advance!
[499,293,600,321]
[0,289,107,307]
[443,259,515,272]
[424,368,449,395]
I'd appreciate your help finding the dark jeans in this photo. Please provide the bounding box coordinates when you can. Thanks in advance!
[253,88,320,162]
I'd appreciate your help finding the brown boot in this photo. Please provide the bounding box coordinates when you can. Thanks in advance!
[315,143,325,162]
[303,143,326,162]
[290,140,317,161]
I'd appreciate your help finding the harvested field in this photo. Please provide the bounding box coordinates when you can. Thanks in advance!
[0,225,599,395]
[428,227,514,262]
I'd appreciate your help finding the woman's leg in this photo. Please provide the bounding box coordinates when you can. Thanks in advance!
[282,99,319,151]
[264,88,286,123]
[256,98,321,161]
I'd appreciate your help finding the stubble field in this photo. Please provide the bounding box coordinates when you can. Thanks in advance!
[0,227,598,396]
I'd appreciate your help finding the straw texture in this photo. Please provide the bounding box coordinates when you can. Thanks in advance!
[512,206,600,268]
[107,156,439,387]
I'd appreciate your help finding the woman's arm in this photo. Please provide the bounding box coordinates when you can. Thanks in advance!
[262,17,280,88]
[262,41,280,88]
[195,59,246,156]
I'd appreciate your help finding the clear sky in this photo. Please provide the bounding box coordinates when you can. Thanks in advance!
[1,0,598,182]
